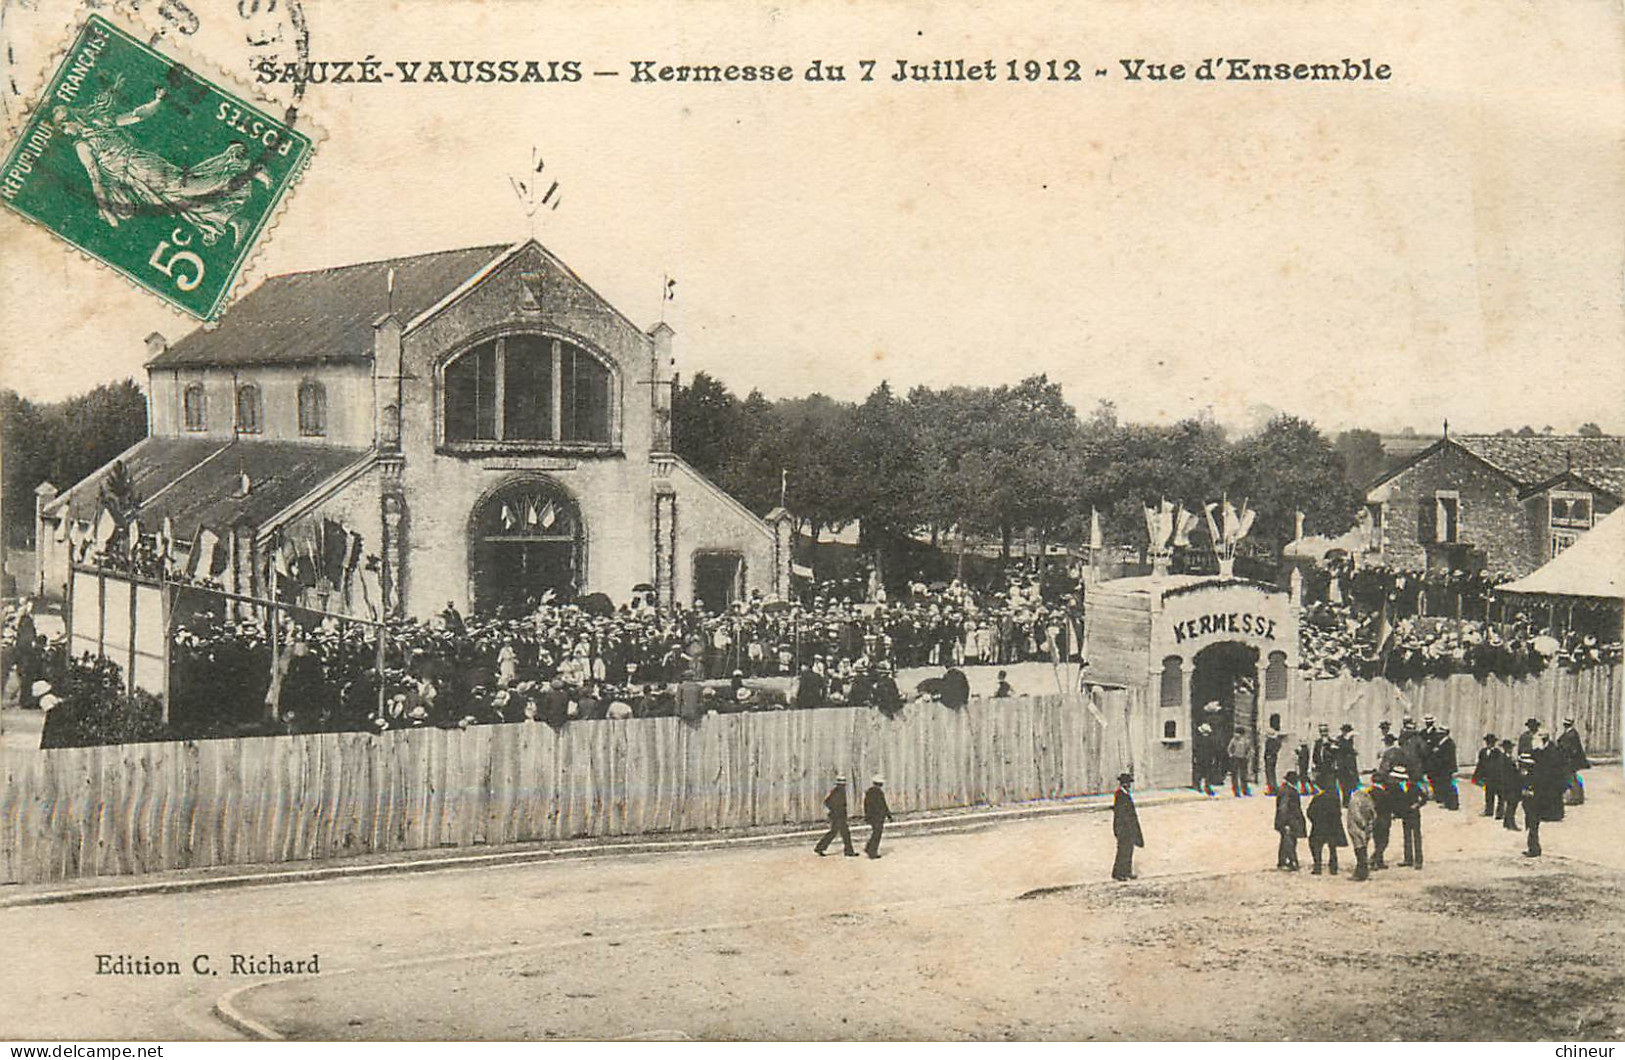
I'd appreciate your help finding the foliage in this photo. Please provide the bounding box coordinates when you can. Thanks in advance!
[1333,428,1387,491]
[1,380,147,547]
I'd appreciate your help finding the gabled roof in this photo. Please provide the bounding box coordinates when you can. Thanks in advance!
[52,438,370,543]
[148,244,513,369]
[1517,467,1624,502]
[1368,434,1624,494]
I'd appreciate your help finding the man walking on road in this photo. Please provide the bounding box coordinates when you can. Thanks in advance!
[863,776,892,859]
[1391,765,1428,870]
[1112,771,1143,881]
[814,775,858,857]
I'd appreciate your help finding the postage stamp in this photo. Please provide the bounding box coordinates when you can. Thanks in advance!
[0,13,311,320]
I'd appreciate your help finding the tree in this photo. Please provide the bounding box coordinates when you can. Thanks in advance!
[1226,415,1361,550]
[1577,422,1604,437]
[671,371,740,478]
[1333,428,1387,491]
[1,379,147,547]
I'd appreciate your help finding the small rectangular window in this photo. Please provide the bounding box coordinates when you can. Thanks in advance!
[183,385,206,431]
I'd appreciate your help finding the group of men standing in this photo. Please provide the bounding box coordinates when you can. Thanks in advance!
[1470,717,1590,857]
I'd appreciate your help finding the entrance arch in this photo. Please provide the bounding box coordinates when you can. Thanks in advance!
[1190,641,1260,784]
[468,476,584,614]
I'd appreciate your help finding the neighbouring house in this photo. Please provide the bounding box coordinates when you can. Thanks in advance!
[1363,431,1622,576]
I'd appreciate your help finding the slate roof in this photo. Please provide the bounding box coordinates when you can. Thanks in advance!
[148,244,512,369]
[1371,433,1624,497]
[1452,435,1625,490]
[52,438,370,542]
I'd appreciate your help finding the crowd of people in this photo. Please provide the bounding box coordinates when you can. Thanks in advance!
[1262,713,1593,879]
[1295,558,1622,681]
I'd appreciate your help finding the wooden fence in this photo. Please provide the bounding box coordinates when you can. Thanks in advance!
[0,691,1146,886]
[1283,665,1620,767]
[2,666,1615,887]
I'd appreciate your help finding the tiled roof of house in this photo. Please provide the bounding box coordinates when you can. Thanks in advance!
[148,244,512,368]
[1452,434,1624,492]
[52,438,370,542]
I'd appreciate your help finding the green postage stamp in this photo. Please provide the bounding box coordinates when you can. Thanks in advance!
[0,14,312,320]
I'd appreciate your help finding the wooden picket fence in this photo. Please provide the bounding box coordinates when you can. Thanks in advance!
[0,691,1147,886]
[1283,665,1620,767]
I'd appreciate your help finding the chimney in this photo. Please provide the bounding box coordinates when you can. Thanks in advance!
[373,314,403,450]
[144,332,169,360]
[647,322,675,452]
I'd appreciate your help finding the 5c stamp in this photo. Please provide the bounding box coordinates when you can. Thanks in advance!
[1,14,312,319]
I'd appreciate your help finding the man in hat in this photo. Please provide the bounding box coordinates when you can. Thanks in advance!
[1516,717,1541,758]
[1472,733,1501,817]
[1427,726,1459,811]
[1311,724,1338,790]
[1307,778,1347,875]
[1226,725,1253,797]
[1334,724,1360,805]
[1344,780,1377,881]
[1557,718,1590,806]
[863,775,892,859]
[1262,714,1285,796]
[1391,764,1428,869]
[1519,751,1544,857]
[814,775,857,857]
[1112,771,1143,881]
[794,662,827,709]
[1498,739,1523,831]
[1367,770,1395,870]
[1194,723,1218,796]
[1274,770,1306,870]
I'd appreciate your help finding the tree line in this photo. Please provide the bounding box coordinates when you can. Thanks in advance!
[674,372,1380,571]
[2,381,148,549]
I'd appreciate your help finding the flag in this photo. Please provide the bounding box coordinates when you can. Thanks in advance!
[190,528,218,579]
[538,500,557,530]
[525,499,540,528]
[1173,507,1199,548]
[1203,502,1221,549]
[1222,499,1240,543]
[501,503,516,531]
[54,514,69,542]
[663,276,676,301]
[387,266,396,296]
[95,506,117,549]
[342,532,364,608]
[1142,505,1159,547]
[322,518,348,586]
[1237,501,1256,541]
[1157,498,1175,548]
[1294,510,1306,542]
[127,518,141,555]
[1089,508,1103,552]
[209,529,232,578]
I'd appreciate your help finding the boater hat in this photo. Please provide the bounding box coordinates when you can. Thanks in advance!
[1388,765,1410,780]
[1117,771,1134,783]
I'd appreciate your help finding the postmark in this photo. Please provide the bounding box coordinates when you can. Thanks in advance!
[0,13,311,319]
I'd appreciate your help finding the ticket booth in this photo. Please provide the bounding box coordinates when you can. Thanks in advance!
[1084,574,1298,786]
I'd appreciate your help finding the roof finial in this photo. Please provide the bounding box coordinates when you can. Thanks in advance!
[1442,418,1449,441]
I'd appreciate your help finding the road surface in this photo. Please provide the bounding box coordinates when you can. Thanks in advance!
[1,769,1621,1040]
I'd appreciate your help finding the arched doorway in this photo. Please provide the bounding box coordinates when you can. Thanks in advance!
[1190,641,1260,784]
[468,478,583,614]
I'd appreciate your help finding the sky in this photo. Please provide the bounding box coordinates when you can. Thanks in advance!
[1,0,1621,437]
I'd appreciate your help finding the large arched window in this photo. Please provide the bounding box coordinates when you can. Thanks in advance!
[298,380,327,436]
[183,384,206,431]
[444,335,613,446]
[235,384,262,434]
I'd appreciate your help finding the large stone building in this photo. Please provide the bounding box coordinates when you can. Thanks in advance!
[36,240,793,617]
[1364,432,1622,576]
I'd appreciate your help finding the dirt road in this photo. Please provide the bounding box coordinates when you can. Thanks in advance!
[2,770,1620,1040]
